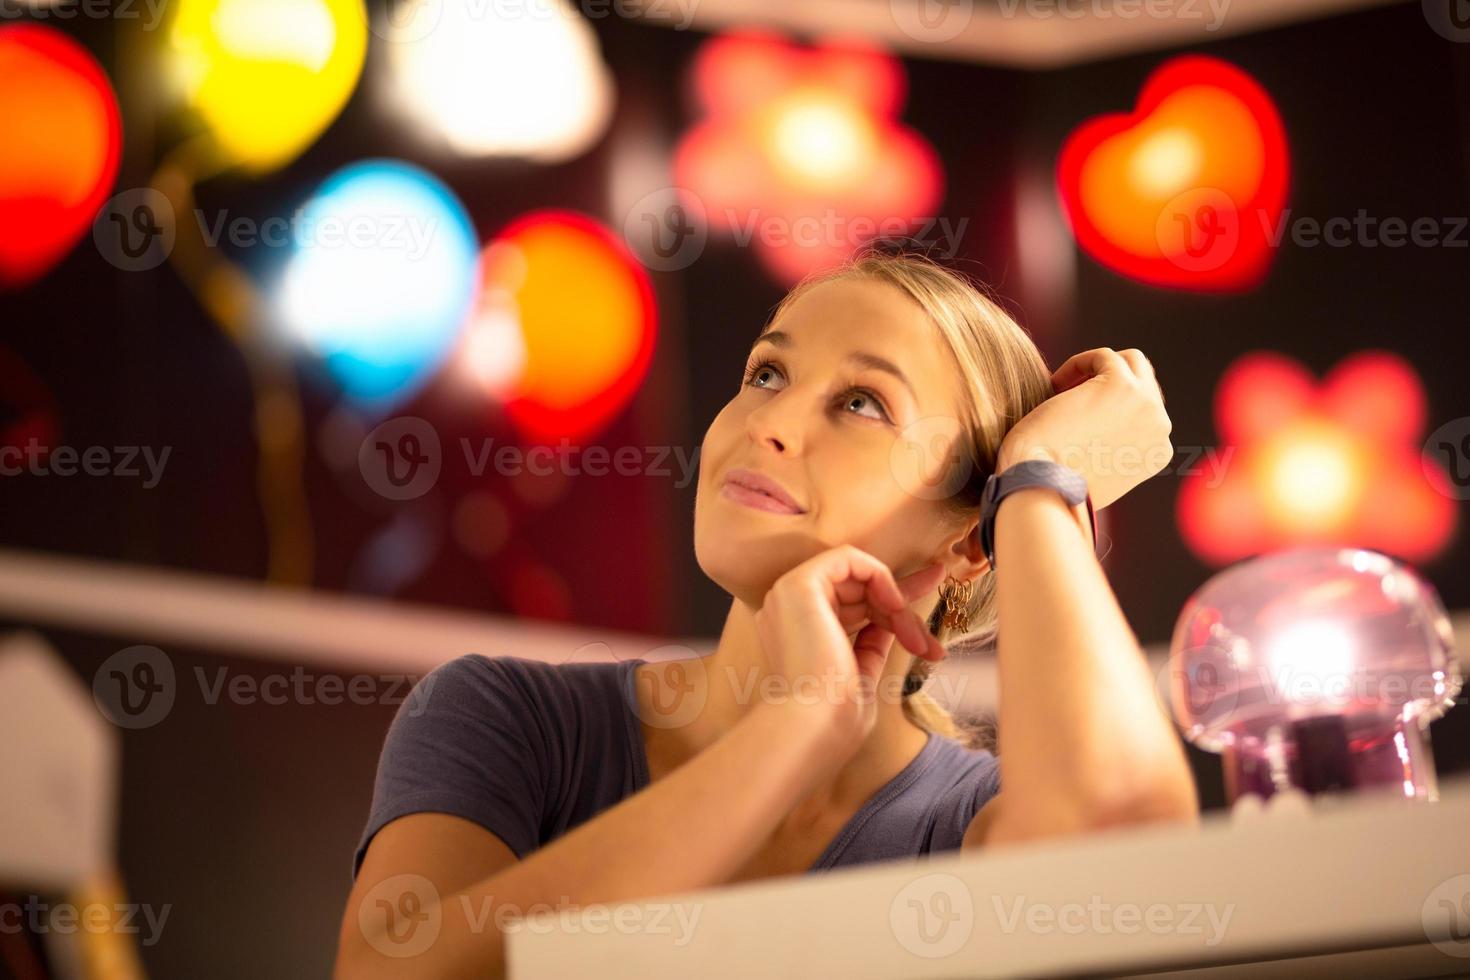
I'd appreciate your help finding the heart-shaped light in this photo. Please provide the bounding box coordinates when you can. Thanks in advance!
[0,24,122,289]
[1057,55,1288,292]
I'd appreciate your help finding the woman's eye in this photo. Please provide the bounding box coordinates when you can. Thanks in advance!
[742,359,891,424]
[841,389,890,422]
[743,360,785,389]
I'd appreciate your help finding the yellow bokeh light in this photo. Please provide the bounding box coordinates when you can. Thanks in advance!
[1261,424,1365,531]
[767,92,875,186]
[168,0,367,173]
[1128,127,1203,199]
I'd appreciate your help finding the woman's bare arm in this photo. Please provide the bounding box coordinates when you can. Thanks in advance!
[967,481,1199,848]
[336,698,845,980]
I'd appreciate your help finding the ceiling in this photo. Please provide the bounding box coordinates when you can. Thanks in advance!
[636,0,1406,68]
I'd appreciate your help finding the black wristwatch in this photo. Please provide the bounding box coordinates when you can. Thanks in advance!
[978,458,1096,571]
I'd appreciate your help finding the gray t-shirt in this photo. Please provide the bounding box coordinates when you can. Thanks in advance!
[352,653,1002,879]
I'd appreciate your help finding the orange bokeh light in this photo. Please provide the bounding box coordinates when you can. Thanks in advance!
[674,29,942,286]
[1057,55,1289,292]
[1178,351,1455,565]
[465,210,657,446]
[0,24,122,288]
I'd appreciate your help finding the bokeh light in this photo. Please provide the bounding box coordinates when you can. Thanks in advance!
[673,29,942,286]
[167,0,368,173]
[382,0,613,161]
[1057,55,1289,292]
[0,24,122,288]
[458,210,656,445]
[1177,351,1455,564]
[274,159,480,410]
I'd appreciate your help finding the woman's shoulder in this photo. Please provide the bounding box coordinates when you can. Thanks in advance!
[925,732,1002,800]
[413,653,636,725]
[916,734,1002,853]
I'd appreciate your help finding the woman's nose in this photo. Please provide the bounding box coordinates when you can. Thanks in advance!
[745,393,807,456]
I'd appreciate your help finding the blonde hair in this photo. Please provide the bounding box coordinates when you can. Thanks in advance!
[763,242,1057,754]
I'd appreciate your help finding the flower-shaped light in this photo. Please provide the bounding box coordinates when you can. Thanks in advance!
[1177,351,1456,564]
[672,30,943,286]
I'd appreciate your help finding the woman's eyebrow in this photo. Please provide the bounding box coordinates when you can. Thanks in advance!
[750,329,916,402]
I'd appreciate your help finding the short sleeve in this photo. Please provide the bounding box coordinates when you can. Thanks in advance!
[924,749,1003,853]
[351,654,552,880]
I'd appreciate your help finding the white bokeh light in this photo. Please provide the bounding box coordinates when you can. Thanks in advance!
[382,0,614,161]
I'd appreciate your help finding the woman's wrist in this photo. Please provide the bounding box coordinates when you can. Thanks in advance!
[994,441,1057,474]
[990,445,1096,556]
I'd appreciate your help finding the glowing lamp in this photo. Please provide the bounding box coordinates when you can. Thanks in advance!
[167,0,367,174]
[672,30,942,286]
[1056,55,1289,292]
[461,210,656,445]
[382,0,613,161]
[0,24,122,288]
[1177,351,1455,565]
[274,160,480,410]
[1169,547,1461,806]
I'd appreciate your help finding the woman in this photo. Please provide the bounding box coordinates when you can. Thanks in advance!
[335,246,1199,978]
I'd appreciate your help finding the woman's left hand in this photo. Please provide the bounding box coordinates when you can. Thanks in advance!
[995,347,1173,511]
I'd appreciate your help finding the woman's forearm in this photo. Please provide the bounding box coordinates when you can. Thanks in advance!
[991,485,1198,829]
[343,700,844,980]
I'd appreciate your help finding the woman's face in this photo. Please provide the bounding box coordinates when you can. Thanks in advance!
[694,276,981,606]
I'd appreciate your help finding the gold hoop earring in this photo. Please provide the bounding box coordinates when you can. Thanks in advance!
[940,575,975,631]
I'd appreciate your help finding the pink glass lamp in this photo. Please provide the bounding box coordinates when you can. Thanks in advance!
[1169,546,1461,804]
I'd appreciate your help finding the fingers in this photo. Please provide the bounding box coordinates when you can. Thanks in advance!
[1118,348,1167,406]
[895,560,948,603]
[1050,347,1129,392]
[850,622,896,686]
[815,548,944,660]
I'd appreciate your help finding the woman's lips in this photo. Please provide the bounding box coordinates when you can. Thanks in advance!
[719,481,804,515]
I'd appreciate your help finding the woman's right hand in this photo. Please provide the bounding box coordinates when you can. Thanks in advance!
[751,545,949,753]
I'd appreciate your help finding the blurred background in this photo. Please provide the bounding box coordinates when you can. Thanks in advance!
[0,0,1468,975]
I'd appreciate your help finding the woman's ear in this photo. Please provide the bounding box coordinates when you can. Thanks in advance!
[940,515,990,580]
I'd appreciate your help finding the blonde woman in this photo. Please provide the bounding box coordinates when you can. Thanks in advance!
[336,245,1199,978]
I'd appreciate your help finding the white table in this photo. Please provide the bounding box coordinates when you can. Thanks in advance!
[508,776,1470,979]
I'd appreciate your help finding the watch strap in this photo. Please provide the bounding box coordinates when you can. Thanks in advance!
[978,459,1094,570]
